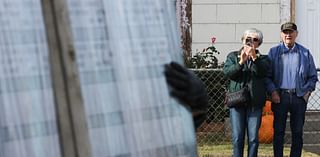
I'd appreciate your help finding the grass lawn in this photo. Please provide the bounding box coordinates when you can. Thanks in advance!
[198,144,320,157]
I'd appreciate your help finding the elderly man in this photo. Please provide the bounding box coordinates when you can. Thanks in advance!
[265,22,318,157]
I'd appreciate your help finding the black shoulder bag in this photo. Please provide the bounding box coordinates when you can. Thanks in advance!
[225,69,251,108]
[225,84,251,108]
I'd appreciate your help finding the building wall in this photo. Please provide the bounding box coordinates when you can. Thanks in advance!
[296,0,320,68]
[192,0,282,64]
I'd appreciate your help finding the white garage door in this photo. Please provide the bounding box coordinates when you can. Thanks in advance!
[296,0,320,110]
[296,0,320,68]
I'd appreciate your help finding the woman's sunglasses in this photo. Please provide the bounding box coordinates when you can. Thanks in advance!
[246,37,259,42]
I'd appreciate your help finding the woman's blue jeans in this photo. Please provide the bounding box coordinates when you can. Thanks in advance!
[230,105,262,157]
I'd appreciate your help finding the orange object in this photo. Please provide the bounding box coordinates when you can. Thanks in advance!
[263,100,272,115]
[259,100,274,143]
[259,115,274,143]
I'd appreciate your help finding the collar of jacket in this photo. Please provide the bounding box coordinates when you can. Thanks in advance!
[280,42,298,54]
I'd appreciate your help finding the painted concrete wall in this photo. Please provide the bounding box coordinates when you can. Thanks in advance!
[192,0,282,64]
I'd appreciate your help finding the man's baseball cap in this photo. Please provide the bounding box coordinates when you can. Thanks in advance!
[281,22,297,32]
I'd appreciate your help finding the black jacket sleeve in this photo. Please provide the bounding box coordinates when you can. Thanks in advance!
[164,62,208,128]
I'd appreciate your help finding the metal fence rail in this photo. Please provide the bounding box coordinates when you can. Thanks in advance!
[193,69,320,156]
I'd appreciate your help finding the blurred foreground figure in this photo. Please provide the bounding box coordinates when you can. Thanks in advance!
[164,62,208,128]
[0,0,205,156]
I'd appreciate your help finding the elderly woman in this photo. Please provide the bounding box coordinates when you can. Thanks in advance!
[223,28,270,157]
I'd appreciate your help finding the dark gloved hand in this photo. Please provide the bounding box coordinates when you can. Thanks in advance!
[164,62,208,128]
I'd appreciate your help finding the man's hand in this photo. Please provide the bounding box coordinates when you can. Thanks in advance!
[164,62,208,128]
[271,91,280,103]
[303,91,311,103]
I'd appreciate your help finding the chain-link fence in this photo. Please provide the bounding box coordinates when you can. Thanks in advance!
[193,69,320,156]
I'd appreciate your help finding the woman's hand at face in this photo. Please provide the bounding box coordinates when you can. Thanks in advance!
[239,48,249,65]
[243,44,257,61]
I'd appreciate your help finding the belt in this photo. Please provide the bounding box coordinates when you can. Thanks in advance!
[280,89,296,94]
